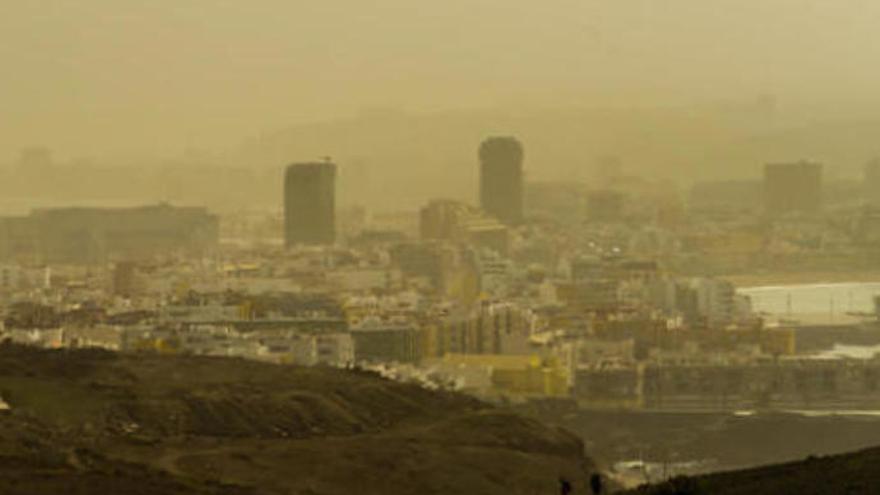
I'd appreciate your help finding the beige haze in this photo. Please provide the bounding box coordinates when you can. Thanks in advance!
[3,1,880,159]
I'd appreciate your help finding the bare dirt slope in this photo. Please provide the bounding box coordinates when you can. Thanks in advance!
[0,344,594,495]
[627,446,880,495]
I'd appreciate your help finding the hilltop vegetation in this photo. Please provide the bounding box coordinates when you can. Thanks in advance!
[0,344,594,494]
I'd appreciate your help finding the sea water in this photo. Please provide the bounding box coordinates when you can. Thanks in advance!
[739,282,880,318]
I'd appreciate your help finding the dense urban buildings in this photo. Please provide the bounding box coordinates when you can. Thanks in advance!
[284,162,337,246]
[6,145,880,490]
[419,199,509,255]
[478,137,524,226]
[763,161,823,216]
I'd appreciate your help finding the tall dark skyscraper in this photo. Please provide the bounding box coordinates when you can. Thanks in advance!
[284,162,336,246]
[479,137,524,226]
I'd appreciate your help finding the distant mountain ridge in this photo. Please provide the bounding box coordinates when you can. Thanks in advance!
[233,104,880,209]
[5,103,880,213]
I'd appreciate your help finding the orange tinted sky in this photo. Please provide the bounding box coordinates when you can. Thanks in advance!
[3,0,879,160]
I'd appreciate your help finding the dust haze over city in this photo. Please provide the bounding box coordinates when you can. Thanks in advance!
[6,1,880,494]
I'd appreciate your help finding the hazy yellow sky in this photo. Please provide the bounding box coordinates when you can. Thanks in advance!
[3,0,880,161]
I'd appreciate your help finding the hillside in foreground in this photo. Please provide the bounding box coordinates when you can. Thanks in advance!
[0,344,594,495]
[627,446,880,495]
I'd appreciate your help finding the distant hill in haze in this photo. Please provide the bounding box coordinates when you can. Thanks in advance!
[4,102,880,214]
[232,103,880,211]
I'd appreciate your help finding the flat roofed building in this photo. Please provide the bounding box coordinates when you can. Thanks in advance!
[586,190,626,223]
[0,204,219,263]
[763,161,823,216]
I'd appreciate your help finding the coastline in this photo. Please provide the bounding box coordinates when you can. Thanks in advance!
[726,271,880,289]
